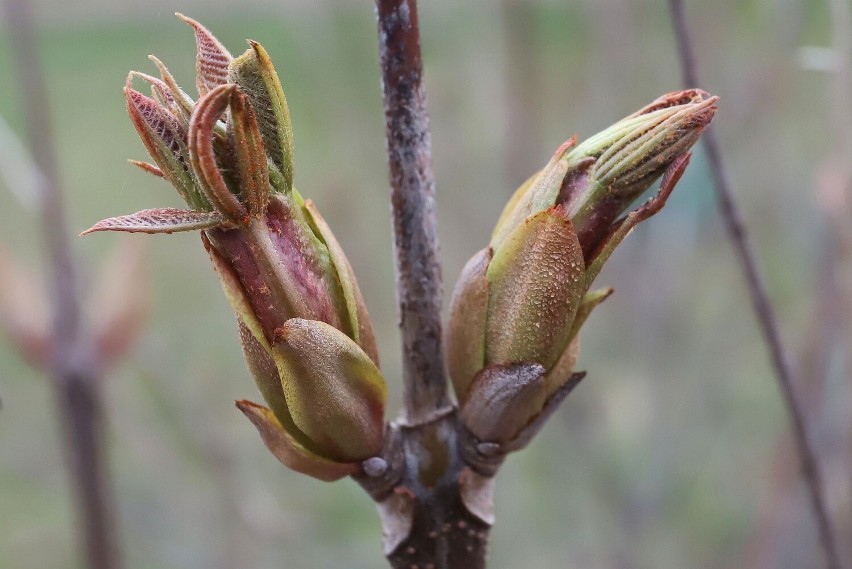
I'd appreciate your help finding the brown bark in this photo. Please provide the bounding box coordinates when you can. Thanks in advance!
[376,0,451,425]
[367,2,494,567]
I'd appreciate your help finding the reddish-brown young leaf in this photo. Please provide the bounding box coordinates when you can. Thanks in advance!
[148,54,194,119]
[131,71,177,108]
[125,81,186,163]
[188,84,249,224]
[229,89,269,217]
[81,208,225,235]
[626,88,711,119]
[127,159,164,178]
[176,13,233,95]
[124,80,203,208]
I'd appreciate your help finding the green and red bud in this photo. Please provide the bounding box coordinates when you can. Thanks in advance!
[565,90,717,255]
[449,90,717,449]
[492,90,716,256]
[83,15,385,480]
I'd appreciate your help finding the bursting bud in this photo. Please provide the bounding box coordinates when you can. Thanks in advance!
[83,15,385,481]
[448,90,717,449]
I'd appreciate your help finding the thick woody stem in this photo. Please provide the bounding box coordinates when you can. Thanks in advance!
[376,0,451,424]
[357,414,492,569]
[668,3,841,569]
[2,2,122,569]
[369,3,493,567]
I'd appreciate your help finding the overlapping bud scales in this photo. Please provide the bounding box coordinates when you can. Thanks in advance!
[83,15,385,481]
[448,90,717,451]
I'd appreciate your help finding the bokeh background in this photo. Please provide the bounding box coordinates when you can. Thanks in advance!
[1,0,851,568]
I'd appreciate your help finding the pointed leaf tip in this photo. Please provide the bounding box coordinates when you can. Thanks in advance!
[146,54,195,118]
[124,79,202,208]
[81,208,226,236]
[236,400,358,482]
[130,70,175,108]
[553,135,577,159]
[128,159,164,178]
[176,13,233,95]
[490,140,576,249]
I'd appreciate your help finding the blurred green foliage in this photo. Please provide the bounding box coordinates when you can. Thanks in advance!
[0,1,844,568]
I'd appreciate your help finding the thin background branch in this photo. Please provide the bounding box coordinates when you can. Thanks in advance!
[822,0,852,563]
[1,1,123,568]
[667,2,842,569]
[737,1,852,566]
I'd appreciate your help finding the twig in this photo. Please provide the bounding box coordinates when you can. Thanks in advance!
[667,3,842,569]
[734,247,840,569]
[1,2,123,568]
[375,0,450,424]
[824,0,852,562]
[365,4,494,567]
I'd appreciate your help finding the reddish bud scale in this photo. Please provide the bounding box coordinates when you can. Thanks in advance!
[204,197,350,344]
[126,88,186,164]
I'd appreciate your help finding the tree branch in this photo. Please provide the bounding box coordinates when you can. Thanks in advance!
[2,2,122,568]
[365,5,493,567]
[375,0,450,424]
[667,3,841,569]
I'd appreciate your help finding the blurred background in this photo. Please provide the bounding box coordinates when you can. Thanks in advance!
[1,0,850,568]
